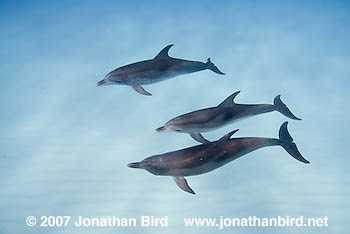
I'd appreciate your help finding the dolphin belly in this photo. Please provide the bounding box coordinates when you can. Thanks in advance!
[152,156,224,177]
[118,62,195,85]
[138,143,224,177]
[122,70,175,85]
[166,108,241,134]
[153,138,277,177]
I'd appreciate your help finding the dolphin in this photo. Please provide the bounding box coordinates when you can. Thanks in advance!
[156,91,301,143]
[128,122,309,194]
[96,44,225,96]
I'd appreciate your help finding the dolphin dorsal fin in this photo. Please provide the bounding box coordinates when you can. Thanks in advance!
[217,129,239,143]
[218,91,241,107]
[154,44,174,59]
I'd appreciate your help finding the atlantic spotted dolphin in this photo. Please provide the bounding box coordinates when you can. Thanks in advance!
[96,44,225,96]
[128,122,309,194]
[156,91,301,143]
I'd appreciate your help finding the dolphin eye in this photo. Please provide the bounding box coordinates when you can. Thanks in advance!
[175,130,182,132]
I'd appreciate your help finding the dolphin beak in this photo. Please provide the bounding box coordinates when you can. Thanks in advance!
[155,126,166,132]
[96,79,107,86]
[128,162,142,168]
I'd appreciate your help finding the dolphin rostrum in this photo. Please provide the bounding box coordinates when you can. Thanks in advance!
[96,44,225,96]
[156,91,301,143]
[129,122,309,194]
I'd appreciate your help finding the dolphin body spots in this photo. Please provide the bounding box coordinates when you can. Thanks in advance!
[156,91,301,143]
[128,122,309,194]
[96,44,225,96]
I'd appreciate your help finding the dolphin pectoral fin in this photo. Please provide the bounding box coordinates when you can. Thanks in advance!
[190,133,210,144]
[173,177,195,194]
[132,85,152,96]
[218,91,241,107]
[154,44,174,59]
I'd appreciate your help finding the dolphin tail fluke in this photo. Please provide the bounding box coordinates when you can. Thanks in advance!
[273,95,301,120]
[206,58,225,75]
[278,122,310,164]
[128,162,142,168]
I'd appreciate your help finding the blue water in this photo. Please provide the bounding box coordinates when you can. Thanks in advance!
[1,1,349,233]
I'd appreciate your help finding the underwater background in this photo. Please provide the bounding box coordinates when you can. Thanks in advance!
[0,0,349,233]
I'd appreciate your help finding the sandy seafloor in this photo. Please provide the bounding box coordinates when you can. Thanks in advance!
[0,1,349,233]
